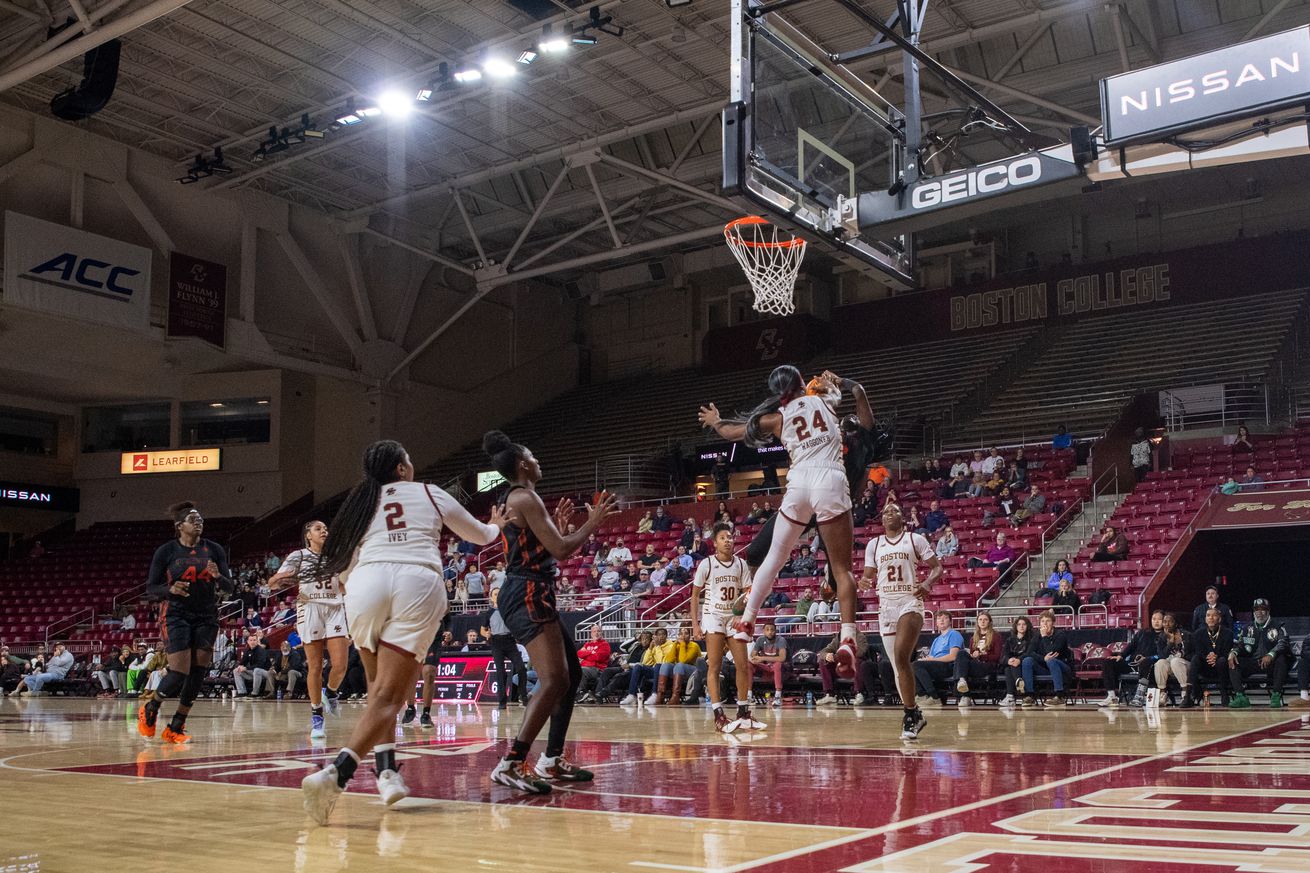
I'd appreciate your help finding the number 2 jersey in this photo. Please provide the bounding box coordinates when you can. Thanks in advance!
[865,531,934,599]
[146,538,232,619]
[281,548,343,605]
[353,480,499,573]
[780,391,843,471]
[693,554,751,618]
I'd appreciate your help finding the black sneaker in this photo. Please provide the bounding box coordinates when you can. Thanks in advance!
[900,708,927,740]
[419,710,433,728]
[401,705,416,725]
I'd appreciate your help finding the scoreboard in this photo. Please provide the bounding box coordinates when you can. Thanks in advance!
[426,656,523,702]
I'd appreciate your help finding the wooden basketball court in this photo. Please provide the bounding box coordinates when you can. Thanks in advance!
[3,698,1307,872]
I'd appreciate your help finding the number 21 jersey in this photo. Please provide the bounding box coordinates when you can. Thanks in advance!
[354,480,498,573]
[866,531,934,598]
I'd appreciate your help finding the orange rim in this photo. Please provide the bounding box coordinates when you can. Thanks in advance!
[724,215,805,249]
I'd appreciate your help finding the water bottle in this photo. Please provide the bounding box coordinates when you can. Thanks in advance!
[805,691,814,707]
[1203,690,1211,708]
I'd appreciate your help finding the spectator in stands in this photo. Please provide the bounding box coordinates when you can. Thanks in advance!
[934,526,959,559]
[652,506,673,532]
[760,500,775,520]
[691,535,711,560]
[1186,607,1234,707]
[27,539,44,558]
[1052,578,1081,613]
[645,628,679,705]
[1052,425,1072,450]
[1011,485,1046,527]
[636,511,654,534]
[970,532,1016,578]
[782,545,818,578]
[1230,424,1255,455]
[945,455,966,478]
[914,500,948,537]
[13,643,72,696]
[461,629,485,652]
[1219,476,1242,495]
[270,641,303,700]
[650,557,670,587]
[121,611,137,632]
[743,502,764,524]
[465,565,487,599]
[815,629,873,705]
[983,467,1006,497]
[637,544,660,570]
[776,588,813,629]
[1091,525,1130,562]
[667,627,702,704]
[1100,610,1163,707]
[1130,428,1153,482]
[576,625,612,703]
[680,520,696,550]
[763,588,791,609]
[125,642,149,694]
[1039,559,1074,597]
[631,569,654,596]
[807,588,840,625]
[273,597,296,625]
[608,578,634,615]
[584,533,602,556]
[1021,610,1073,706]
[94,646,129,698]
[982,487,1016,527]
[750,622,788,706]
[264,551,280,574]
[940,466,967,500]
[606,538,632,564]
[954,611,1003,706]
[621,629,666,705]
[244,607,263,631]
[0,647,24,696]
[1239,466,1265,490]
[674,545,694,573]
[1154,613,1191,703]
[911,611,964,705]
[1191,586,1234,634]
[967,473,987,498]
[1228,597,1290,708]
[454,577,470,610]
[605,632,653,702]
[1014,446,1028,472]
[1004,461,1028,492]
[982,447,1004,476]
[599,560,623,591]
[233,635,272,698]
[487,559,506,592]
[969,450,987,474]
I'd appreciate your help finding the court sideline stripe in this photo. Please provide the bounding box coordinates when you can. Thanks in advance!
[629,715,1304,873]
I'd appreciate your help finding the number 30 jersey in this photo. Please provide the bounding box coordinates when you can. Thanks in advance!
[354,481,499,573]
[693,554,752,618]
[866,531,934,598]
[780,393,843,471]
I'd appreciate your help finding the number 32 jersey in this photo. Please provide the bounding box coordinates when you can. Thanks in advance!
[281,548,343,605]
[693,555,751,618]
[354,481,499,573]
[866,531,934,598]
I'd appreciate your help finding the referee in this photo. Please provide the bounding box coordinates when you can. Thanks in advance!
[486,585,528,708]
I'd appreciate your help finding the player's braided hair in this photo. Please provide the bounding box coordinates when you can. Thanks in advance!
[740,365,804,448]
[483,430,527,484]
[319,440,407,577]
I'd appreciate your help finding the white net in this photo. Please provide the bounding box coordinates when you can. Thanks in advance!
[724,217,807,317]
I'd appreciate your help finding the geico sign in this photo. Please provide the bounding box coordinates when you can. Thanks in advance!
[911,156,1042,209]
[22,252,142,297]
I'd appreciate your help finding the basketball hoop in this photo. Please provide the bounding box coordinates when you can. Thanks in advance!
[724,216,807,317]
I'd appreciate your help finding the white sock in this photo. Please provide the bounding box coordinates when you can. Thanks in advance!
[539,753,557,767]
[841,623,857,643]
[372,742,396,754]
[1301,691,1308,701]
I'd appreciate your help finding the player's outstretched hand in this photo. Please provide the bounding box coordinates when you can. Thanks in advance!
[697,403,721,429]
[553,498,576,532]
[489,503,511,530]
[587,490,620,524]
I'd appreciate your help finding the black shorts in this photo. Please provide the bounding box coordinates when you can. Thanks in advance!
[497,573,558,644]
[423,640,443,667]
[160,603,219,654]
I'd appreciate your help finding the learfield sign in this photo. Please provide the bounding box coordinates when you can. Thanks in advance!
[1101,25,1310,145]
[0,481,80,512]
[120,449,222,475]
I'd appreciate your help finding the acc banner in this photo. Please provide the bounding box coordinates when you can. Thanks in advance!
[167,252,227,348]
[2,211,151,331]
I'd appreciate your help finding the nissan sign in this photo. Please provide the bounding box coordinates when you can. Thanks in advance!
[1101,26,1310,146]
[0,481,80,513]
[857,147,1082,233]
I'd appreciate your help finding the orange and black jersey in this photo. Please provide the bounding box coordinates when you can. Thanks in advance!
[146,538,232,618]
[500,485,556,579]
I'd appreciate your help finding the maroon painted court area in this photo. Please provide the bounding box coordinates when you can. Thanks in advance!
[59,719,1310,871]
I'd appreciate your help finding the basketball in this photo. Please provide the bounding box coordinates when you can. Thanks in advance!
[819,578,836,600]
[805,376,827,396]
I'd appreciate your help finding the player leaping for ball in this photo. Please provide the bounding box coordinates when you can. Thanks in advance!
[698,366,860,667]
[864,503,942,740]
[690,522,762,733]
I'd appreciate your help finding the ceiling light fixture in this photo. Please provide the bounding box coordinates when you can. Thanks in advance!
[539,24,568,53]
[453,66,482,83]
[300,113,325,139]
[482,57,517,79]
[376,90,412,117]
[208,146,232,175]
[517,49,537,65]
[335,99,364,126]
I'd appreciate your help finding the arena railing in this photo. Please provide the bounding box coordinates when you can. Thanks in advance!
[43,606,95,645]
[1,638,102,656]
[1160,382,1291,433]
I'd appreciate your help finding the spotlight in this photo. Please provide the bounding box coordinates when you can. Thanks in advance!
[300,113,325,139]
[517,49,537,65]
[665,0,693,6]
[358,105,382,118]
[453,66,482,83]
[587,5,624,37]
[335,99,364,126]
[376,90,412,117]
[265,126,289,154]
[571,33,598,46]
[482,57,516,79]
[208,146,233,175]
[251,144,267,162]
[539,24,568,53]
[286,127,306,145]
[416,87,433,101]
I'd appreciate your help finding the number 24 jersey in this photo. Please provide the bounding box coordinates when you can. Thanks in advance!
[354,480,499,573]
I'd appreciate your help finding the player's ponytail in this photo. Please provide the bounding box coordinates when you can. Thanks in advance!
[740,365,804,447]
[483,430,527,483]
[319,440,408,577]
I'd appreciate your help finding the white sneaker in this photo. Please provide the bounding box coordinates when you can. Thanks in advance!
[376,769,409,806]
[644,693,658,706]
[999,694,1015,707]
[619,694,637,705]
[771,696,783,708]
[816,694,837,706]
[853,693,866,705]
[916,696,940,709]
[957,695,972,707]
[721,717,741,734]
[302,765,344,826]
[956,678,969,694]
[747,716,767,730]
[1098,693,1119,708]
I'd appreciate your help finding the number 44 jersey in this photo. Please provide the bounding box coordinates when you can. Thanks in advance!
[355,480,498,574]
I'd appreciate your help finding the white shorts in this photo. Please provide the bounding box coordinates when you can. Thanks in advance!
[297,600,349,643]
[879,594,925,636]
[780,465,852,524]
[344,562,447,662]
[700,613,731,635]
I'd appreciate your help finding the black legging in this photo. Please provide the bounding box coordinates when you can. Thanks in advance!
[744,513,821,570]
[491,634,528,705]
[546,621,582,758]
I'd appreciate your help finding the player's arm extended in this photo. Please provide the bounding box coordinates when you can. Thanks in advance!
[511,488,618,560]
[698,403,749,442]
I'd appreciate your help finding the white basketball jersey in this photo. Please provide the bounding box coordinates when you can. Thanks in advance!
[354,481,498,572]
[282,548,344,605]
[866,531,934,598]
[693,555,751,618]
[780,393,842,469]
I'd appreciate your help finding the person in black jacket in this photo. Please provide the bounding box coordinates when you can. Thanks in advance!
[1099,610,1163,707]
[234,635,273,698]
[1185,607,1234,707]
[998,616,1035,707]
[1021,610,1073,706]
[1190,586,1234,635]
[1228,597,1290,709]
[601,632,653,701]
